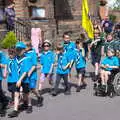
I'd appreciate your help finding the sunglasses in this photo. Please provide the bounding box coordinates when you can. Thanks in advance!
[44,45,50,47]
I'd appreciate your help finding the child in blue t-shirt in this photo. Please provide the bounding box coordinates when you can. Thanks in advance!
[8,42,31,118]
[0,51,8,117]
[7,47,19,106]
[39,40,55,93]
[74,39,87,92]
[62,32,76,81]
[100,49,119,90]
[51,43,71,96]
[25,41,43,111]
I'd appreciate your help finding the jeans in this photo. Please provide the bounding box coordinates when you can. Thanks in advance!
[54,74,70,92]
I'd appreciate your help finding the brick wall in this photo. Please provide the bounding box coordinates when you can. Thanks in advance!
[13,0,98,42]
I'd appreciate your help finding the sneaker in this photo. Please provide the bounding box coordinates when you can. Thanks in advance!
[76,86,81,92]
[64,90,71,95]
[51,90,57,96]
[26,106,32,114]
[8,110,19,118]
[37,96,44,107]
[8,101,14,108]
[19,103,28,111]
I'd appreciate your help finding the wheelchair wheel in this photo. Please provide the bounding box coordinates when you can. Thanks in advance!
[113,72,120,96]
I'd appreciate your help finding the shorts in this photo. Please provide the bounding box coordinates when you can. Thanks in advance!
[8,82,19,93]
[40,73,53,82]
[91,52,101,65]
[21,83,30,94]
[76,68,86,76]
[8,83,30,94]
[29,79,37,89]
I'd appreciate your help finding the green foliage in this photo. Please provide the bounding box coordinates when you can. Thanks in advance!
[109,14,117,23]
[1,31,17,49]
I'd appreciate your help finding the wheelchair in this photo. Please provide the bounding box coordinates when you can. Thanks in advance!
[94,68,120,98]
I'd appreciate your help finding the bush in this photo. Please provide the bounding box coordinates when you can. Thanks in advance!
[109,14,117,23]
[1,31,17,49]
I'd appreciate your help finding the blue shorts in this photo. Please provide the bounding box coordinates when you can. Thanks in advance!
[76,68,86,76]
[29,79,37,89]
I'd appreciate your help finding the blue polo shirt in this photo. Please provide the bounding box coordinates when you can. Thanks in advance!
[7,57,19,83]
[25,49,37,80]
[101,56,119,71]
[40,50,55,74]
[16,56,31,83]
[56,52,70,74]
[74,48,86,69]
[0,51,7,81]
[63,41,76,62]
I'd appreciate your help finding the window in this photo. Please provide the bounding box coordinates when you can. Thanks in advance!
[29,6,46,19]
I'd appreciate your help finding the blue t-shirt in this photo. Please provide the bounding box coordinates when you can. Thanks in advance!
[25,49,37,80]
[63,41,76,61]
[74,48,86,69]
[56,52,70,74]
[16,56,31,83]
[101,56,119,71]
[7,57,19,83]
[40,51,55,74]
[0,51,7,81]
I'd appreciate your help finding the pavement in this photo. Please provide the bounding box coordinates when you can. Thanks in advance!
[1,61,120,120]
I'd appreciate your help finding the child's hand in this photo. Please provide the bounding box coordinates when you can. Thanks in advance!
[105,64,110,68]
[3,72,7,79]
[28,72,31,77]
[16,81,21,88]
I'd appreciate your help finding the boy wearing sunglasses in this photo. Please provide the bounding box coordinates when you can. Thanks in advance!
[38,40,55,94]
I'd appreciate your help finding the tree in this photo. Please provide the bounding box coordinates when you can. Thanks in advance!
[112,0,120,10]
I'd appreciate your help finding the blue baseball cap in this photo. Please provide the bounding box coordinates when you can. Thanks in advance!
[16,42,26,49]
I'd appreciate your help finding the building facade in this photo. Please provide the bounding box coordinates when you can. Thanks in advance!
[0,0,99,41]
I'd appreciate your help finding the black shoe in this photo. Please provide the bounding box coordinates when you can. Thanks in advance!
[26,106,32,114]
[8,110,19,118]
[93,83,97,90]
[37,96,44,107]
[76,86,81,92]
[81,84,87,89]
[19,103,28,111]
[64,90,71,95]
[0,109,6,117]
[51,90,57,96]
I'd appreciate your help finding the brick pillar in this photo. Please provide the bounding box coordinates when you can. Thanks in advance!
[14,0,29,18]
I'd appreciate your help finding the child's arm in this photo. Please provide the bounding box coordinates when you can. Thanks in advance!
[63,62,71,70]
[49,64,54,74]
[100,64,107,69]
[107,65,119,69]
[3,64,7,78]
[28,66,36,77]
[16,72,27,88]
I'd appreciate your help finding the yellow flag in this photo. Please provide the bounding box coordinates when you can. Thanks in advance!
[82,0,94,39]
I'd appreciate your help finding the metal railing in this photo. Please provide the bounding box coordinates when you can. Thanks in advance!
[14,18,32,41]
